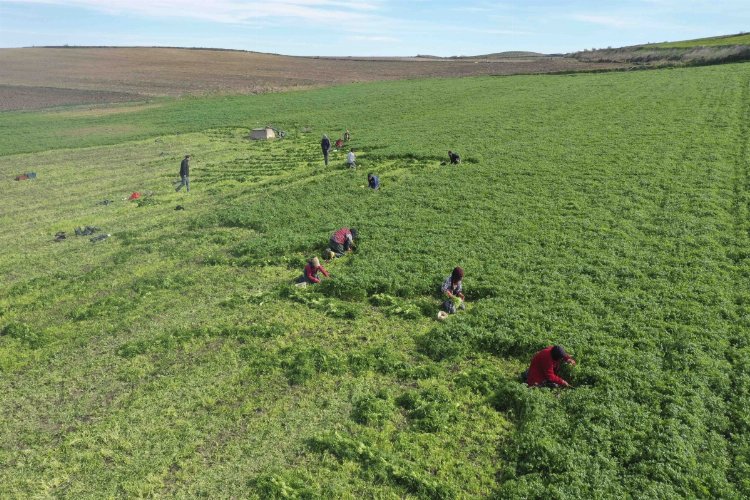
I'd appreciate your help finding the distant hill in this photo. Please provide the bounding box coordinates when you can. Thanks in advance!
[646,32,750,49]
[572,33,750,66]
[415,51,546,60]
[459,51,547,59]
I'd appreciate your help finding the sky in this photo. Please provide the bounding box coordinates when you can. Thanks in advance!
[0,0,748,57]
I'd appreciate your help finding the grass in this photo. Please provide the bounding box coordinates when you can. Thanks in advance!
[1,62,750,497]
[649,32,750,49]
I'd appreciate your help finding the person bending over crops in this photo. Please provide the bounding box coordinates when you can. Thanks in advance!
[367,173,379,190]
[335,138,344,149]
[303,257,330,284]
[347,149,356,169]
[441,266,465,313]
[448,150,461,165]
[329,227,358,257]
[525,345,576,388]
[321,135,331,166]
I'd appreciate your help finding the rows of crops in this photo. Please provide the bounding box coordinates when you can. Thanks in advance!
[1,63,750,497]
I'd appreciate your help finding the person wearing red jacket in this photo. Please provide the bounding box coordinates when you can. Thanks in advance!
[525,345,576,388]
[329,227,358,257]
[303,257,330,284]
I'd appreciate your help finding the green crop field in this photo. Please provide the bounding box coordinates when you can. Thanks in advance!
[1,62,750,497]
[649,32,750,48]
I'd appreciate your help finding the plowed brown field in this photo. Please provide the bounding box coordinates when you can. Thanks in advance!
[0,47,626,110]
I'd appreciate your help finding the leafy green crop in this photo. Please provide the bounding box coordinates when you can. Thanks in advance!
[1,62,750,497]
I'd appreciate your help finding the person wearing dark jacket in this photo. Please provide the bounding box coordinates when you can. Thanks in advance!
[303,257,330,284]
[321,135,331,166]
[448,150,461,165]
[367,173,379,190]
[176,155,190,192]
[526,345,576,387]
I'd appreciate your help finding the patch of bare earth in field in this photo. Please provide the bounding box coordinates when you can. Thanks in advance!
[0,47,627,110]
[0,84,144,111]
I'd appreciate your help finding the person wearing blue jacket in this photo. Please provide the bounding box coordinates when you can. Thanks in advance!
[367,173,379,190]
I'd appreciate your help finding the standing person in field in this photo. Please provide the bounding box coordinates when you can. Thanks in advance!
[441,266,465,313]
[303,257,330,284]
[367,173,379,190]
[321,135,331,166]
[347,149,356,169]
[448,150,461,165]
[525,345,576,388]
[329,227,358,257]
[176,154,190,192]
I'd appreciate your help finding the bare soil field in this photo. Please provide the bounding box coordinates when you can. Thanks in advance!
[0,84,143,111]
[0,47,626,111]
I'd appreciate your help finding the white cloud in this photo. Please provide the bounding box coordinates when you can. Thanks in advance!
[478,28,534,36]
[568,11,688,32]
[7,0,386,25]
[347,34,399,42]
[569,14,638,29]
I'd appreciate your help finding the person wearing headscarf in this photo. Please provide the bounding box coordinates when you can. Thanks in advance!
[525,345,577,388]
[440,267,465,313]
[303,257,330,284]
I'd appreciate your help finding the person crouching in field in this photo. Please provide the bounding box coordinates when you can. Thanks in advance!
[524,345,576,388]
[441,266,465,313]
[347,149,356,169]
[176,154,190,192]
[367,173,379,190]
[329,227,358,258]
[302,257,330,284]
[321,135,331,166]
[448,150,461,165]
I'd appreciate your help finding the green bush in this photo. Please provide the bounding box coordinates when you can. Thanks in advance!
[281,346,345,385]
[248,472,318,499]
[307,432,454,498]
[369,293,422,319]
[1,322,50,348]
[319,275,368,301]
[416,324,473,361]
[396,384,458,432]
[455,363,506,396]
[351,390,394,426]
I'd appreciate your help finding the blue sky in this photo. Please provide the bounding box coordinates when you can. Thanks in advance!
[0,1,748,56]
